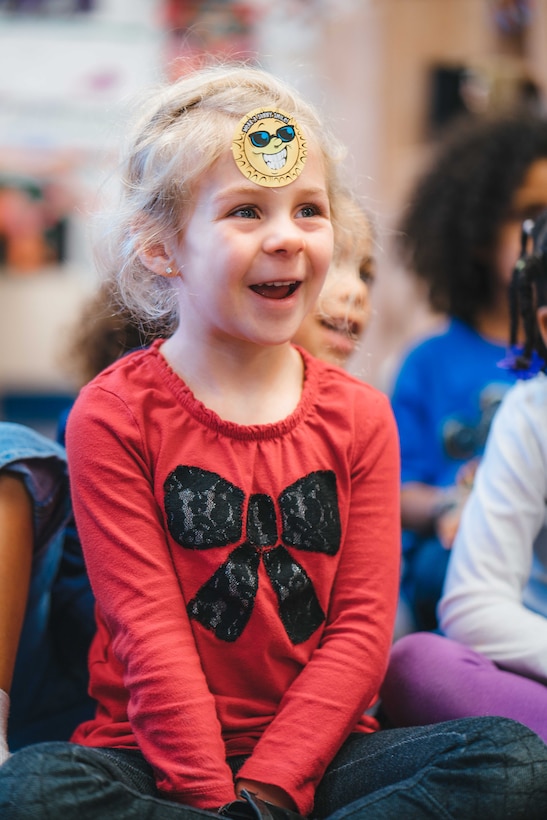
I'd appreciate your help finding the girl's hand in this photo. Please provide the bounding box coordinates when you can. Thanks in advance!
[235,779,296,811]
[436,505,464,550]
[433,485,472,549]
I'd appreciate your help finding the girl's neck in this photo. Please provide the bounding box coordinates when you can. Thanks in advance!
[160,334,305,426]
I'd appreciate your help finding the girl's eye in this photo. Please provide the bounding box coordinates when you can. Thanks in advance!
[298,204,320,218]
[359,260,376,285]
[232,206,259,219]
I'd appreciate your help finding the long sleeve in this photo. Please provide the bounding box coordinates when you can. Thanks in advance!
[67,387,236,809]
[439,377,547,683]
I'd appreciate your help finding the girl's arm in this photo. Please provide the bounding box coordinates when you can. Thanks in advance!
[0,474,33,693]
[0,473,33,763]
[439,382,547,682]
[235,390,401,816]
[400,482,469,548]
[67,386,236,809]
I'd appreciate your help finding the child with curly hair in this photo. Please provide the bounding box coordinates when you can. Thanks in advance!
[390,111,547,630]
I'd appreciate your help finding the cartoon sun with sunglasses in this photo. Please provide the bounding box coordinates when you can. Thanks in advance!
[232,107,307,187]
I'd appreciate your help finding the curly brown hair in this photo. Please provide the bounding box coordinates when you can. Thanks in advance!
[397,111,547,328]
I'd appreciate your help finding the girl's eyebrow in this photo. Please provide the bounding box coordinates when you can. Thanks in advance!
[213,184,262,203]
[214,184,329,204]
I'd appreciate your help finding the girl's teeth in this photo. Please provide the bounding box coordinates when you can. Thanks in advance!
[250,281,300,300]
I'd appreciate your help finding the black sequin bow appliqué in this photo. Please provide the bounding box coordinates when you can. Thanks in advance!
[164,466,341,644]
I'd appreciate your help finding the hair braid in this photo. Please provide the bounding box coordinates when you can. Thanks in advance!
[509,211,547,373]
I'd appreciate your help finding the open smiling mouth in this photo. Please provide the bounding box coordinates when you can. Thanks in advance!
[250,281,301,300]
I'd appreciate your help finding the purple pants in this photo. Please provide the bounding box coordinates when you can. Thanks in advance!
[380,632,547,744]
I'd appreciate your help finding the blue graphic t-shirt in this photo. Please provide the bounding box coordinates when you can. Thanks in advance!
[390,319,517,551]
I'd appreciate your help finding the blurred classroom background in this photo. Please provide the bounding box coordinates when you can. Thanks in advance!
[1,0,546,436]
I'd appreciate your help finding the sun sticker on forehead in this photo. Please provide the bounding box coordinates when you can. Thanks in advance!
[232,107,307,187]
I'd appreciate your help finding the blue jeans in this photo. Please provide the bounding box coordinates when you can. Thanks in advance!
[0,422,95,749]
[1,717,546,818]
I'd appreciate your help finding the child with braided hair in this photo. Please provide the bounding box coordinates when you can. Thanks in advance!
[381,210,547,744]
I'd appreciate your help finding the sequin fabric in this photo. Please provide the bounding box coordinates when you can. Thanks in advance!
[164,467,341,643]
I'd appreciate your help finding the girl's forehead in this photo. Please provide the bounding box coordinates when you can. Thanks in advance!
[231,106,308,189]
[200,139,329,199]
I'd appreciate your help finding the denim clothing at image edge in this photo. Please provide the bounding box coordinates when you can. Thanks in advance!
[1,717,547,818]
[0,422,95,750]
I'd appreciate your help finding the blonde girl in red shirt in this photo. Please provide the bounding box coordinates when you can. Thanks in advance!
[2,64,547,820]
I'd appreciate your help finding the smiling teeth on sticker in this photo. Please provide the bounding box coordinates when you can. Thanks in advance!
[263,149,287,171]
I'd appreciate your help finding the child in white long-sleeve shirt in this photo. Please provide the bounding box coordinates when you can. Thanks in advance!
[381,210,547,743]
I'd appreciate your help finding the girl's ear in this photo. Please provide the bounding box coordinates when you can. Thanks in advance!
[537,305,547,348]
[138,242,177,278]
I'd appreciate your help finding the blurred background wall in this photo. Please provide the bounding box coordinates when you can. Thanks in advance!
[1,0,546,432]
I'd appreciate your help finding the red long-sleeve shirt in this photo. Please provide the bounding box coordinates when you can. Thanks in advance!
[67,341,400,815]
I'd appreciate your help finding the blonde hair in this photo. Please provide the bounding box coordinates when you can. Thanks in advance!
[96,63,347,328]
[331,190,374,269]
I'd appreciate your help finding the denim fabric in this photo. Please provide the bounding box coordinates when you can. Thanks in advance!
[0,742,222,819]
[0,423,95,750]
[315,717,547,819]
[1,716,547,819]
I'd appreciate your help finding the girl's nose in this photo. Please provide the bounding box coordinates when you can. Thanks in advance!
[262,217,305,255]
[332,276,369,309]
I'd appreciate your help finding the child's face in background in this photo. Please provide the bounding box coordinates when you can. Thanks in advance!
[292,248,374,368]
[494,159,547,288]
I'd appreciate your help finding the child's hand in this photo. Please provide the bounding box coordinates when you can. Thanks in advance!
[435,504,464,550]
[433,488,471,549]
[455,457,480,490]
[235,780,296,811]
[221,788,305,820]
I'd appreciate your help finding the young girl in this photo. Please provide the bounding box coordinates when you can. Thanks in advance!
[381,210,547,744]
[389,112,547,631]
[0,197,374,765]
[3,64,547,819]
